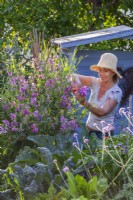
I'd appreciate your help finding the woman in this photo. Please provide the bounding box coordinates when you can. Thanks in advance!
[72,53,122,139]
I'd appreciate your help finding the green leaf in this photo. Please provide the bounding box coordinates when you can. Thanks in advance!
[27,135,49,147]
[75,175,88,197]
[15,147,39,165]
[66,171,79,198]
[34,162,47,183]
[97,178,108,194]
[114,183,133,200]
[71,196,88,200]
[54,174,62,186]
[37,147,53,177]
[73,165,86,175]
[87,176,98,198]
[47,183,57,199]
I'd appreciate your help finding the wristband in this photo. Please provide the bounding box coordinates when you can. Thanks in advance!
[84,101,91,110]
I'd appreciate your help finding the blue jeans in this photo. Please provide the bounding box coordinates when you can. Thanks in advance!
[89,130,115,140]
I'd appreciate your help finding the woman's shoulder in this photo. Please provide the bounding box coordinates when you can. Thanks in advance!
[108,84,122,102]
[112,84,122,94]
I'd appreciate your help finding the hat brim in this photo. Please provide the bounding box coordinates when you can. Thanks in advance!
[90,65,122,79]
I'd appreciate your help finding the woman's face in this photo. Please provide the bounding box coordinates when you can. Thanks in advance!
[98,68,115,82]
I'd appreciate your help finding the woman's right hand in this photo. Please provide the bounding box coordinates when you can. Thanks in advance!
[71,82,81,93]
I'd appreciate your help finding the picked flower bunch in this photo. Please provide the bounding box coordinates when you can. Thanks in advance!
[78,86,89,97]
[72,86,89,98]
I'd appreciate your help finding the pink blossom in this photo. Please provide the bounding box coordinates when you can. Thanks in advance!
[93,123,97,127]
[0,126,7,134]
[30,97,37,105]
[22,109,30,116]
[102,126,109,133]
[2,104,10,110]
[2,120,10,126]
[83,138,89,144]
[33,110,39,118]
[107,124,113,131]
[30,124,38,133]
[119,107,125,115]
[73,133,78,137]
[63,166,69,173]
[17,95,25,101]
[39,74,45,79]
[72,142,77,147]
[10,113,16,121]
[11,127,18,132]
[8,72,13,77]
[45,79,54,87]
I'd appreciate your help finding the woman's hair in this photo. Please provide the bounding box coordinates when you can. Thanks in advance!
[113,73,119,83]
[117,66,133,107]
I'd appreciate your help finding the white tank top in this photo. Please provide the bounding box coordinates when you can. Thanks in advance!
[86,77,122,131]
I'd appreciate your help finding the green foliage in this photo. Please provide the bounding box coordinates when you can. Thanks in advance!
[56,172,108,199]
[67,171,78,198]
[27,132,73,154]
[1,124,133,199]
[1,0,133,50]
[2,145,55,200]
[33,174,108,200]
[113,183,133,200]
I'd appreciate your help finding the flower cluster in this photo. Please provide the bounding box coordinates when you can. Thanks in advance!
[60,116,78,132]
[78,86,89,97]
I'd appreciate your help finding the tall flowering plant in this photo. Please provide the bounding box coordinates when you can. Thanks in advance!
[1,44,80,139]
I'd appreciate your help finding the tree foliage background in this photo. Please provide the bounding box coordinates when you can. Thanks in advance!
[0,0,133,49]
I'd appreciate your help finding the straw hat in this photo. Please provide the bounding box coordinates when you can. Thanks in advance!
[90,53,122,78]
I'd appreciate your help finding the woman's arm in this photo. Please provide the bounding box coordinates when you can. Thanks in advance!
[74,74,92,87]
[84,99,117,117]
[71,74,93,92]
[75,93,118,117]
